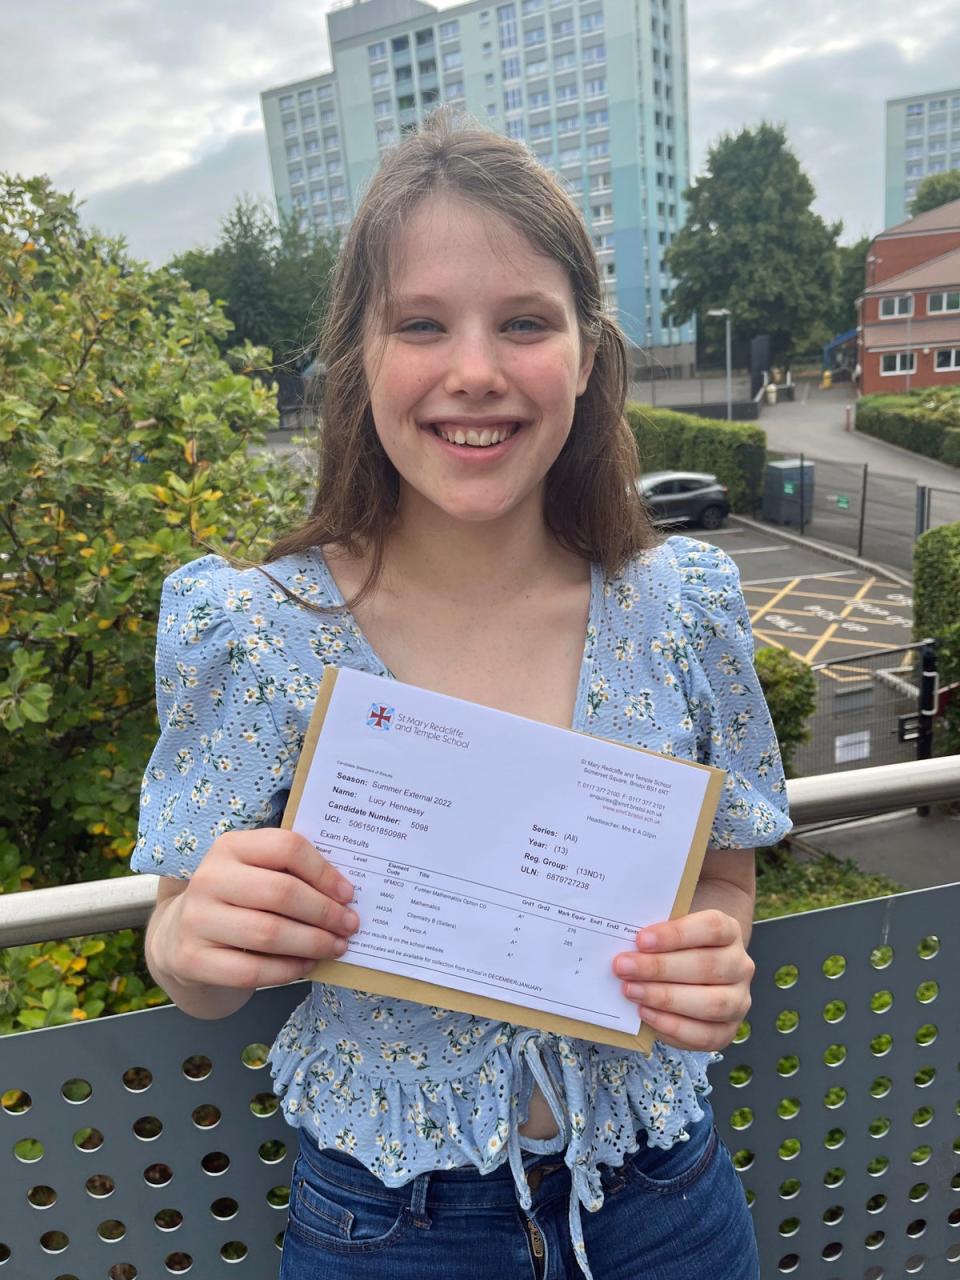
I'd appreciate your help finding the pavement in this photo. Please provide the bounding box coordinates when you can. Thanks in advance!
[796,808,960,891]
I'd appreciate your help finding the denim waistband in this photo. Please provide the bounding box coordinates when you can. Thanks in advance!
[297,1125,571,1212]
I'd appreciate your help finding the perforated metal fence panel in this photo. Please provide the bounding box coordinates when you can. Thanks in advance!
[2,887,958,1279]
[712,882,960,1279]
[0,983,306,1279]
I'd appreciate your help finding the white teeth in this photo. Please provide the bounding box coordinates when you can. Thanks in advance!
[434,424,518,446]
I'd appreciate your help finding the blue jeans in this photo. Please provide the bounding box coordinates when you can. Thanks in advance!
[278,1100,759,1280]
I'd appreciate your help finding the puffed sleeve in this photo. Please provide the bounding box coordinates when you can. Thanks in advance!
[131,555,296,878]
[670,537,792,849]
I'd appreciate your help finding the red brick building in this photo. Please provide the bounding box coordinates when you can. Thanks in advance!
[858,198,960,396]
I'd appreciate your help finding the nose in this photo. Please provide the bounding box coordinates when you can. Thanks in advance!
[442,329,509,399]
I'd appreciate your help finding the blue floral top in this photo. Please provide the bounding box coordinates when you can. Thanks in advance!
[133,536,791,1277]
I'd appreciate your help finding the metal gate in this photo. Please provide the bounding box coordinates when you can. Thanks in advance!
[793,643,935,777]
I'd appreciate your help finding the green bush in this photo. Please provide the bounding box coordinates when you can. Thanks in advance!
[625,403,767,513]
[856,388,960,463]
[0,174,313,1031]
[913,521,960,754]
[754,645,817,775]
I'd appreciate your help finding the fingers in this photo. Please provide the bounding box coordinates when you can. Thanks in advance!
[620,978,750,1025]
[199,903,354,962]
[613,944,753,986]
[180,943,323,993]
[634,909,741,954]
[209,829,355,904]
[632,1003,748,1053]
[212,861,360,938]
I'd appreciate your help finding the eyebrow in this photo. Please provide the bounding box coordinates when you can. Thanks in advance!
[390,291,565,312]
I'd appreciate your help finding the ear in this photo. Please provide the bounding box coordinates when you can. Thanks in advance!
[576,340,597,398]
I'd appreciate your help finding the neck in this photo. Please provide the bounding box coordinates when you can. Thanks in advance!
[381,487,576,604]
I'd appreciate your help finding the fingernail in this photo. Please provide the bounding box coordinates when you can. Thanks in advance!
[344,909,360,932]
[335,880,355,904]
[613,956,632,978]
[636,930,656,949]
[333,938,348,957]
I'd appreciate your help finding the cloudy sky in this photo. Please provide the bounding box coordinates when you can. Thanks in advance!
[2,0,958,263]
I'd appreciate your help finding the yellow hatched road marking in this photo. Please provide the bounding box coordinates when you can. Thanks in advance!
[802,577,876,664]
[748,577,803,629]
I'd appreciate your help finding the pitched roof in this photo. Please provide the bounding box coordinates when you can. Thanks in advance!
[863,245,960,294]
[880,197,960,238]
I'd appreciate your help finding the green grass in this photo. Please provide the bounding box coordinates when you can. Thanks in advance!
[755,846,903,921]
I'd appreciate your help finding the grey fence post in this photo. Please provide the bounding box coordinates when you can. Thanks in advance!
[799,452,806,538]
[857,463,869,559]
[914,486,929,539]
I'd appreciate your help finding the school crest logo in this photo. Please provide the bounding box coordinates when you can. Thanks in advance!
[367,703,395,731]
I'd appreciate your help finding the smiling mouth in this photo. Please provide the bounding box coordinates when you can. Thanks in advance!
[427,423,522,448]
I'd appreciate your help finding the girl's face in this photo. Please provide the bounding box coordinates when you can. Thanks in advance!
[363,194,594,530]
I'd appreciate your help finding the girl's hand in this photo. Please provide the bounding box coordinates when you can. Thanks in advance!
[150,829,360,994]
[612,909,754,1052]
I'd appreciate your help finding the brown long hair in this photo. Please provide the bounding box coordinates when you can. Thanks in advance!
[266,110,656,595]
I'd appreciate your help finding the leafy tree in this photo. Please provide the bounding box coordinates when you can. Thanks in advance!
[169,196,337,369]
[911,170,960,217]
[829,234,871,336]
[665,123,841,361]
[754,645,816,776]
[0,174,310,889]
[0,173,312,1028]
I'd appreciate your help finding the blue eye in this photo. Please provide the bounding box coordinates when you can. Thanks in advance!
[507,318,546,333]
[399,319,440,334]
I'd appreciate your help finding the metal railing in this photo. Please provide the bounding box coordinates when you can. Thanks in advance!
[2,758,959,1280]
[3,757,959,950]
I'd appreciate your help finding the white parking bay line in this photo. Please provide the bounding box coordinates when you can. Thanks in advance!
[742,570,861,586]
[723,545,782,555]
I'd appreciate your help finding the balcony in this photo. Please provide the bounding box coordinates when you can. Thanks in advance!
[2,758,959,1278]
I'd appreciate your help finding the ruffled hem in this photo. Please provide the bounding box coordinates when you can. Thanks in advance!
[268,992,716,1189]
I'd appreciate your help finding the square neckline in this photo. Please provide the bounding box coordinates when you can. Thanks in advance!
[306,546,603,734]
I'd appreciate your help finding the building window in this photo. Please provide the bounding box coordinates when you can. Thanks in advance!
[529,120,552,139]
[504,86,523,111]
[586,107,608,128]
[288,166,304,185]
[585,77,606,97]
[419,58,437,75]
[557,114,580,134]
[304,138,319,155]
[582,43,606,63]
[929,98,947,111]
[371,71,390,88]
[905,121,924,137]
[439,19,459,39]
[375,100,392,118]
[442,49,463,69]
[587,139,610,159]
[506,118,525,139]
[906,161,923,177]
[300,110,316,128]
[929,290,960,313]
[905,102,925,116]
[880,352,916,375]
[524,25,546,45]
[929,159,947,173]
[279,94,294,110]
[368,41,386,61]
[581,11,604,31]
[527,57,548,76]
[498,2,518,48]
[591,202,613,220]
[553,18,574,37]
[558,146,581,166]
[529,88,550,108]
[934,348,960,370]
[445,79,465,98]
[556,82,578,101]
[298,90,314,106]
[318,84,333,100]
[286,142,301,160]
[522,0,543,11]
[416,28,434,46]
[283,117,298,137]
[392,35,409,52]
[554,50,577,69]
[503,55,521,79]
[589,172,611,192]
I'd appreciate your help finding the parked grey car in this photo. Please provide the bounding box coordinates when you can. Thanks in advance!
[637,471,730,530]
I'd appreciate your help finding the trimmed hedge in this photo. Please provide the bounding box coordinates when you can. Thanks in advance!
[913,521,960,754]
[856,388,960,464]
[625,403,767,513]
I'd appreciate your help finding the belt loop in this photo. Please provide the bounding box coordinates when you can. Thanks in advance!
[409,1171,431,1225]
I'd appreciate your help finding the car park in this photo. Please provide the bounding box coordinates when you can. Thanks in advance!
[637,470,730,530]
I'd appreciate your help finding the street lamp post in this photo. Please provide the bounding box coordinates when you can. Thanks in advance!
[707,308,732,420]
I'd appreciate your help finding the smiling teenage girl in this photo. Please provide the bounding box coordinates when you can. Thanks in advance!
[135,115,790,1280]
